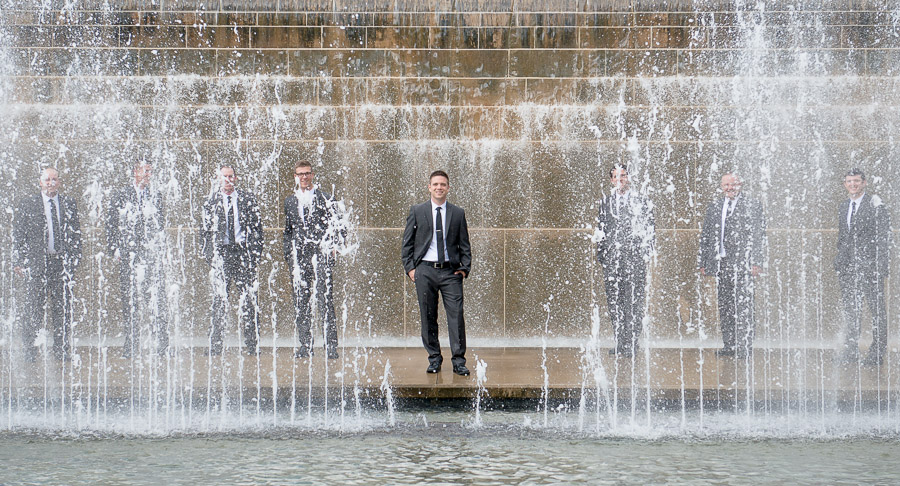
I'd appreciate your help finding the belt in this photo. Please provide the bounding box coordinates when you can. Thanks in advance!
[422,261,449,269]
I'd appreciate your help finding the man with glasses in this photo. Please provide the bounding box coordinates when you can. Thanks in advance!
[283,160,344,359]
[834,168,892,366]
[14,168,82,361]
[698,172,767,359]
[201,165,264,356]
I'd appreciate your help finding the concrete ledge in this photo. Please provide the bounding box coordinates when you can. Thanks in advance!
[3,346,898,403]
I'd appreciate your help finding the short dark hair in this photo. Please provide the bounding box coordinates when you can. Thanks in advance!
[846,168,866,181]
[608,164,627,179]
[429,170,449,183]
[295,160,312,171]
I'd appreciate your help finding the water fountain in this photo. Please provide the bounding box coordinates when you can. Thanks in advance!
[1,0,899,454]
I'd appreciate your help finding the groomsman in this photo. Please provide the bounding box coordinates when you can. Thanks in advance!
[283,161,344,359]
[834,168,892,366]
[401,170,472,376]
[14,168,82,361]
[107,161,169,357]
[698,172,767,358]
[596,165,655,358]
[200,166,263,355]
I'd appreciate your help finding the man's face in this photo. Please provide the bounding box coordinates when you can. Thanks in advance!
[39,169,60,197]
[134,163,152,189]
[295,166,314,191]
[844,175,866,198]
[610,167,629,194]
[219,167,237,194]
[720,174,742,199]
[428,175,449,203]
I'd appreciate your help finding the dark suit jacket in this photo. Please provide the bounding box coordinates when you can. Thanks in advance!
[200,189,263,267]
[14,193,82,274]
[698,195,766,272]
[596,192,655,270]
[834,193,892,278]
[401,201,471,276]
[283,189,343,268]
[106,186,166,258]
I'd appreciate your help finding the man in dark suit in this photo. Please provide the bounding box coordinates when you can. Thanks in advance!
[401,170,472,376]
[283,160,346,359]
[14,168,82,361]
[698,172,766,358]
[596,165,655,358]
[106,161,169,357]
[200,165,264,355]
[834,168,892,366]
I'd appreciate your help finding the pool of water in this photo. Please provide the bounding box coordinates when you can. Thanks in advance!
[3,408,900,484]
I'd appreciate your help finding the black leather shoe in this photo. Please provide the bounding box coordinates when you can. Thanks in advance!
[294,348,311,359]
[426,362,441,373]
[608,349,618,356]
[326,349,340,360]
[715,348,735,357]
[453,365,470,376]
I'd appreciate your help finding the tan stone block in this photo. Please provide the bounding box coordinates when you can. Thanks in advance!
[510,49,583,78]
[578,27,633,49]
[322,26,366,49]
[649,229,718,342]
[524,78,577,104]
[504,230,594,338]
[216,49,288,76]
[534,27,578,48]
[451,79,521,107]
[251,26,321,48]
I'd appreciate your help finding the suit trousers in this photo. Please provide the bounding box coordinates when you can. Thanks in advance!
[838,271,887,359]
[717,261,756,354]
[291,259,337,353]
[414,263,466,367]
[210,245,259,353]
[22,255,71,359]
[602,262,646,354]
[118,252,169,355]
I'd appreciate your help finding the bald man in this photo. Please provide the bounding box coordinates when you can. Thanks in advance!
[14,168,82,361]
[698,172,767,359]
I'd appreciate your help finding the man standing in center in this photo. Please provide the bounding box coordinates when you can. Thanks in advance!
[596,164,655,358]
[401,170,472,376]
[698,172,767,358]
[283,160,343,359]
[201,165,263,355]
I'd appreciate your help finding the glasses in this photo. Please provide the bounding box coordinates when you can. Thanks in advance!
[295,172,313,177]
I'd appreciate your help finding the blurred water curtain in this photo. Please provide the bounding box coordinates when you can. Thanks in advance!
[0,1,897,369]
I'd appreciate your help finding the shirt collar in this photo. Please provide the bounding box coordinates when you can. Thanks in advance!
[431,200,447,211]
[850,192,865,203]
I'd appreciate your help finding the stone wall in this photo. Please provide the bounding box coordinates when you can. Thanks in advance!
[1,1,898,348]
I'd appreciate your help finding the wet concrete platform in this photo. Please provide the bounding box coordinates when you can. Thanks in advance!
[5,346,899,404]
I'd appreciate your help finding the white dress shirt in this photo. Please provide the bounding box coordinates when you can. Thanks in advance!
[719,196,737,258]
[42,193,61,253]
[221,191,244,243]
[847,192,864,228]
[423,200,449,262]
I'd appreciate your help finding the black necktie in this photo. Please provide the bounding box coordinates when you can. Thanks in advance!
[48,198,59,251]
[850,201,857,226]
[435,207,445,264]
[226,195,234,244]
